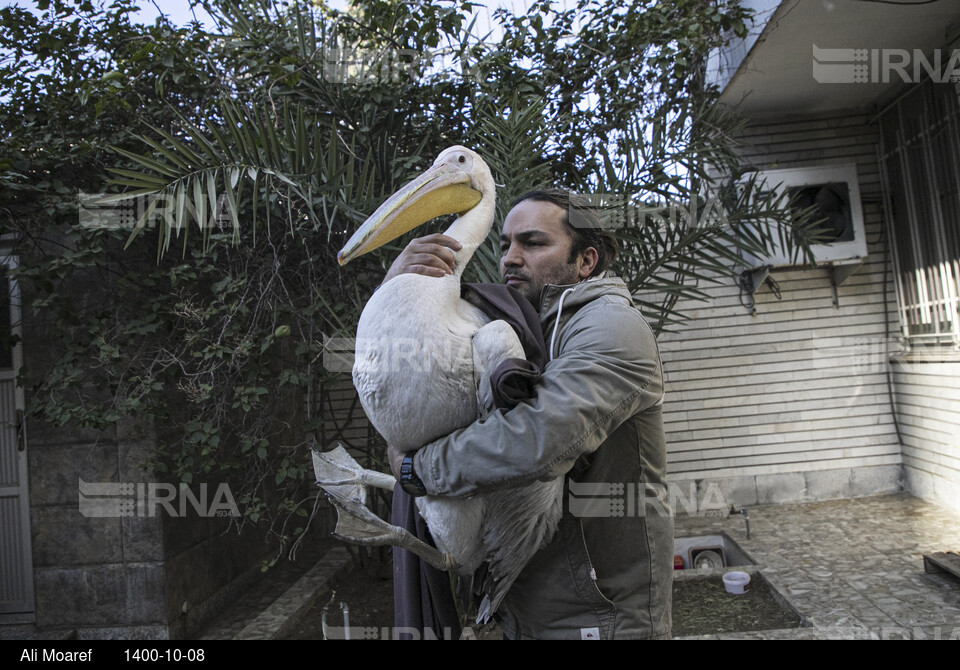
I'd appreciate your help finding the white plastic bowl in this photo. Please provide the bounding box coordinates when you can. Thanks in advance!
[722,571,751,594]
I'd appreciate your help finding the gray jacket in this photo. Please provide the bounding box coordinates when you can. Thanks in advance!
[414,276,673,639]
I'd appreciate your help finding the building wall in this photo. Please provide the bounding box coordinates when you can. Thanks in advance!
[893,361,960,513]
[877,78,960,516]
[661,111,905,508]
[25,401,276,641]
[160,485,273,640]
[26,416,171,638]
[24,393,277,640]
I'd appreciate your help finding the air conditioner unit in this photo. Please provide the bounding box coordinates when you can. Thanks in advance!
[742,164,867,269]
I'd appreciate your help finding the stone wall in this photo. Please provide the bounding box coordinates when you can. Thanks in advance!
[27,418,170,638]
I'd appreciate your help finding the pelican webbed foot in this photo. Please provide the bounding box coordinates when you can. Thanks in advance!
[312,444,457,572]
[311,444,396,504]
[326,495,457,572]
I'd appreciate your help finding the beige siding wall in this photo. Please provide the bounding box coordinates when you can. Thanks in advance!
[894,362,960,513]
[661,112,905,507]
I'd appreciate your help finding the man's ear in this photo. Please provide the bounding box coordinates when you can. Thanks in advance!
[578,247,599,279]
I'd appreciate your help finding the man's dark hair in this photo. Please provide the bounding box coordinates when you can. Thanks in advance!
[512,189,619,277]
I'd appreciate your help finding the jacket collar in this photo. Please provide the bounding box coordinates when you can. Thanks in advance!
[537,275,634,326]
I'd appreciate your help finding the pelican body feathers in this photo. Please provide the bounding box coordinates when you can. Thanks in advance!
[332,146,563,621]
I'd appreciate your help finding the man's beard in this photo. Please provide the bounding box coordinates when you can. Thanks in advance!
[504,262,580,308]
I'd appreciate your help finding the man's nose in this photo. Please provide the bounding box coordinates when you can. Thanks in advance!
[501,243,522,268]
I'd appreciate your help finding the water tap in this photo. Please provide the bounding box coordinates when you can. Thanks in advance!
[729,504,751,539]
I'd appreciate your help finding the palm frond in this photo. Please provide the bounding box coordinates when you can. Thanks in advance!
[466,95,556,283]
[106,97,368,254]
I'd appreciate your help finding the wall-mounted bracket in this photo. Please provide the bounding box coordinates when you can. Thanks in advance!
[738,265,779,315]
[742,265,771,294]
[829,260,862,308]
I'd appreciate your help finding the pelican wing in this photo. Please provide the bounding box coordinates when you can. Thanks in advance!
[475,478,565,623]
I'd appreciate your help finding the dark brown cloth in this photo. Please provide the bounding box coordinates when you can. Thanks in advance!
[391,484,462,640]
[391,283,547,638]
[462,283,548,409]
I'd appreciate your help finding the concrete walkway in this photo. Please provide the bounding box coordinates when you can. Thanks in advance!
[6,493,956,640]
[198,544,354,640]
[211,492,960,640]
[674,493,960,639]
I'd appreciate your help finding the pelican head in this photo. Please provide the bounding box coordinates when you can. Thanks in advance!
[338,146,494,265]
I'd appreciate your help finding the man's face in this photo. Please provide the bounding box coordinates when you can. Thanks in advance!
[499,199,593,307]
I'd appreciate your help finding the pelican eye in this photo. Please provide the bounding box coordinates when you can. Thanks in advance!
[458,155,466,163]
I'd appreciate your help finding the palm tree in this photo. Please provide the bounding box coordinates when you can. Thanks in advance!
[97,0,830,545]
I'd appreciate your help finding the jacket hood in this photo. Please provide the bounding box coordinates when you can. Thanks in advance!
[538,275,634,324]
[538,276,637,362]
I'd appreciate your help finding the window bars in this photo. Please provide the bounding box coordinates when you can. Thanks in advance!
[879,79,960,351]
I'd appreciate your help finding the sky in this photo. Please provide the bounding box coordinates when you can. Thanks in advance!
[128,0,575,41]
[133,1,216,25]
[132,0,510,33]
[6,0,573,47]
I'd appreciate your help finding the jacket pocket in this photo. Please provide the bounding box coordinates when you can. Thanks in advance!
[498,516,618,639]
[562,517,618,639]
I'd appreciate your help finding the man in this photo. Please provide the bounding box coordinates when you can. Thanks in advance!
[385,189,673,640]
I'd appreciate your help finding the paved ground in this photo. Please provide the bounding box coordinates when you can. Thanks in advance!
[201,492,960,640]
[4,493,959,640]
[197,542,355,640]
[673,493,960,639]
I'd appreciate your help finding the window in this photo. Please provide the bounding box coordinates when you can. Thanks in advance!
[879,79,960,350]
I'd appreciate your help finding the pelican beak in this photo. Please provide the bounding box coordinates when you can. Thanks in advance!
[338,162,482,265]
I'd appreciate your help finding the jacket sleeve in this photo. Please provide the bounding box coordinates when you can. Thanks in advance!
[413,298,664,497]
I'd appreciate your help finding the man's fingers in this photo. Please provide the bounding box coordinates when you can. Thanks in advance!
[409,235,461,273]
[412,233,462,251]
[381,234,463,284]
[410,244,458,273]
[386,443,404,480]
[415,265,449,277]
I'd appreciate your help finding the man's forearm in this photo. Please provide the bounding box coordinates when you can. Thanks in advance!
[414,323,663,497]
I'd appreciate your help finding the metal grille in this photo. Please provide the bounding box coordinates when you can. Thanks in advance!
[879,79,960,349]
[0,256,32,620]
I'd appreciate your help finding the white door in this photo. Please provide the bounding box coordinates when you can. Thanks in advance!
[0,255,34,621]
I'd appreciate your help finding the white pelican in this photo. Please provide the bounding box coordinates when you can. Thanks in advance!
[313,146,563,622]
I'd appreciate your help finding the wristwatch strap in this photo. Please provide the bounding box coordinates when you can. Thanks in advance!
[399,453,427,497]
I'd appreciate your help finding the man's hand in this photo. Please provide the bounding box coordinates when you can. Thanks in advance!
[381,234,462,285]
[388,444,427,496]
[387,443,406,481]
